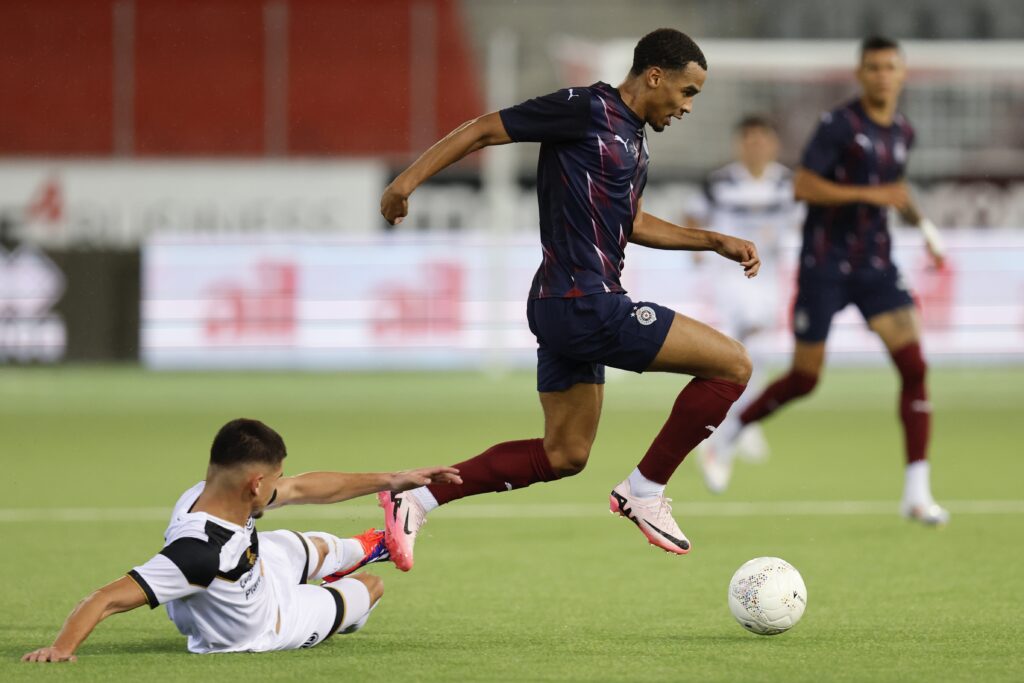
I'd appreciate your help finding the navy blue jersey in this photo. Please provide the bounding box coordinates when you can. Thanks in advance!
[799,99,915,272]
[499,82,649,299]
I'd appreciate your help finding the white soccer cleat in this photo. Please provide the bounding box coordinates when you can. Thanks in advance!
[378,490,428,572]
[698,446,733,495]
[609,479,691,554]
[900,499,951,526]
[735,423,771,463]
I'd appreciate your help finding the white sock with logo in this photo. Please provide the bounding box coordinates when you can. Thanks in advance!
[410,486,439,513]
[903,461,934,506]
[627,467,666,498]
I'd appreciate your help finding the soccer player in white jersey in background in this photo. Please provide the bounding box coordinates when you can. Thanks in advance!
[22,419,460,662]
[685,115,803,492]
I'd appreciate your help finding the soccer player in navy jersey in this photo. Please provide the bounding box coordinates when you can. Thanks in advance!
[378,28,763,567]
[716,37,949,525]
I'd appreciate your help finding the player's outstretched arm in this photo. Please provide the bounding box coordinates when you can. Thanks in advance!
[629,204,761,278]
[381,112,512,225]
[897,197,945,267]
[270,467,462,507]
[22,575,147,663]
[794,167,909,209]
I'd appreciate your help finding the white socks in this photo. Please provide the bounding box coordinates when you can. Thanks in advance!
[903,461,934,506]
[410,486,440,513]
[627,467,666,498]
[304,532,366,581]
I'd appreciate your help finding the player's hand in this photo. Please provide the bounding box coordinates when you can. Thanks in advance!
[22,647,77,663]
[714,234,761,278]
[380,183,410,226]
[388,467,462,491]
[863,182,910,211]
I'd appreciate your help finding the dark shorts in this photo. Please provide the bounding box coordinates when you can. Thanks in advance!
[793,263,915,342]
[527,293,675,393]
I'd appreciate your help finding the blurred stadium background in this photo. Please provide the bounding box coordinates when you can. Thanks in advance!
[1,0,1023,370]
[2,2,1024,680]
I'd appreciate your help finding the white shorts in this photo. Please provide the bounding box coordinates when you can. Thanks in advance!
[257,530,372,651]
[713,268,782,340]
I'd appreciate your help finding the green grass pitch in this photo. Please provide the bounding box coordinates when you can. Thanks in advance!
[1,366,1023,682]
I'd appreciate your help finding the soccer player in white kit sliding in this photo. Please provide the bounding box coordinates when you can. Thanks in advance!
[684,115,803,492]
[22,419,460,662]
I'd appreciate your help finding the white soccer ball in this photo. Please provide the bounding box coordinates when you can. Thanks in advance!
[728,557,807,635]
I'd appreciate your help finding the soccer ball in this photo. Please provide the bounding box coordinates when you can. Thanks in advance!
[728,557,807,635]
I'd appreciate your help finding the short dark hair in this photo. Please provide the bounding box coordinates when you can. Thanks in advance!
[735,114,777,134]
[860,36,901,60]
[210,419,287,468]
[630,28,707,76]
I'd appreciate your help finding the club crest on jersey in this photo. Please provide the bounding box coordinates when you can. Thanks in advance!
[632,305,657,326]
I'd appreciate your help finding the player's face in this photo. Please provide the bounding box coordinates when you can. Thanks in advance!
[857,48,906,107]
[736,126,779,169]
[646,62,706,132]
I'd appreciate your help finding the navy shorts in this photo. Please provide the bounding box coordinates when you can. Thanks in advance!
[793,264,914,342]
[526,294,675,393]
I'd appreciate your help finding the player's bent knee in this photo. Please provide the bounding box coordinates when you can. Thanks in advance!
[716,341,753,385]
[350,573,384,604]
[545,442,592,477]
[734,344,753,385]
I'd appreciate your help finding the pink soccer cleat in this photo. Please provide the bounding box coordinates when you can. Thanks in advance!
[609,479,691,554]
[378,490,428,572]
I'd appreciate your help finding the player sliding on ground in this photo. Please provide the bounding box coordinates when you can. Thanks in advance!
[378,28,760,568]
[709,37,950,525]
[22,419,460,662]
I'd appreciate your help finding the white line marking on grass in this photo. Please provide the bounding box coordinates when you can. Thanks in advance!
[0,500,1022,522]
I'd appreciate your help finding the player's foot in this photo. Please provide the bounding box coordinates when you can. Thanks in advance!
[609,479,690,554]
[698,446,732,495]
[322,528,390,583]
[735,423,771,463]
[378,490,427,572]
[901,499,951,526]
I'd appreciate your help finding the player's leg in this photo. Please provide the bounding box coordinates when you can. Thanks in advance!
[866,304,948,525]
[380,298,609,571]
[699,273,839,494]
[607,311,750,553]
[380,381,600,571]
[278,574,384,649]
[258,529,389,586]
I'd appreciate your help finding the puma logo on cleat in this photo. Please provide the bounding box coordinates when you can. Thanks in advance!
[504,482,513,491]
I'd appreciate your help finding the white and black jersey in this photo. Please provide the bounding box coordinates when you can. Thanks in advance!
[688,161,802,263]
[128,482,282,653]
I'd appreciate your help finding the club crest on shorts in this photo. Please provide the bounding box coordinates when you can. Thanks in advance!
[632,305,657,326]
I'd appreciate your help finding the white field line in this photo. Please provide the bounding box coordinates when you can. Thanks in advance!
[0,500,1022,523]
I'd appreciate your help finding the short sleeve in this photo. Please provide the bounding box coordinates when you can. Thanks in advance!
[499,88,592,144]
[800,112,850,177]
[129,538,220,608]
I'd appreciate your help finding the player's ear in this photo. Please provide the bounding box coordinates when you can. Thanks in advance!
[646,66,663,89]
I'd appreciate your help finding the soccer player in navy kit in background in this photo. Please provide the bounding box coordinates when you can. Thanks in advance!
[717,37,950,525]
[378,29,764,568]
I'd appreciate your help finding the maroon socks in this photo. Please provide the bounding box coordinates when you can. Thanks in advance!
[892,342,930,463]
[637,378,747,484]
[427,438,557,506]
[739,370,818,424]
